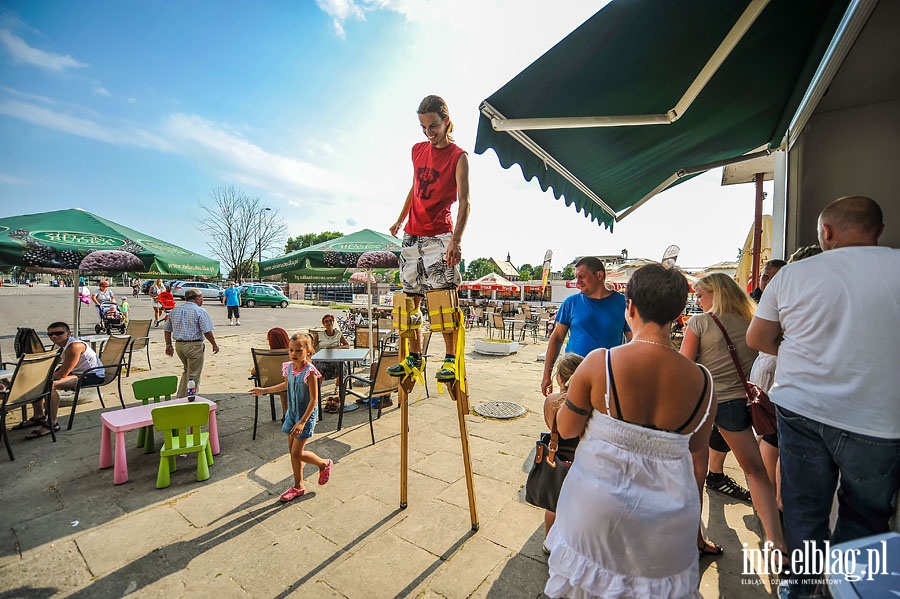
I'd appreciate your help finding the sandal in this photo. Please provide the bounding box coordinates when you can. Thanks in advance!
[12,416,47,430]
[698,540,724,557]
[25,422,60,439]
[323,397,341,413]
[279,487,305,502]
[318,459,333,485]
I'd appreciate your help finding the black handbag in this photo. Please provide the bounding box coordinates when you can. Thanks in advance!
[525,419,577,512]
[709,314,778,436]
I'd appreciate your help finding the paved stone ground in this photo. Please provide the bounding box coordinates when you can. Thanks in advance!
[0,293,778,598]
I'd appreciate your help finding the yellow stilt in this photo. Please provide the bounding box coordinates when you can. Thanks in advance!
[392,290,478,529]
[450,377,478,531]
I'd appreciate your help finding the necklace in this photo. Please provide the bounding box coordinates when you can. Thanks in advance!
[631,338,675,350]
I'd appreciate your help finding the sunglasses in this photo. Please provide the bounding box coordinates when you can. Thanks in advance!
[47,331,68,337]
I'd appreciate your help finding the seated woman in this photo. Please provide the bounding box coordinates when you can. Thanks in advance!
[312,314,349,413]
[250,327,291,419]
[545,264,715,599]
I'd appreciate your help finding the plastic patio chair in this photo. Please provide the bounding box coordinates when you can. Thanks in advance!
[132,375,178,453]
[250,348,289,440]
[1,349,62,460]
[343,351,399,445]
[151,402,213,489]
[67,334,131,430]
[124,319,153,376]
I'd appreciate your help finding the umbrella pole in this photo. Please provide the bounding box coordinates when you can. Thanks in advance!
[751,172,764,290]
[367,269,374,360]
[74,270,81,336]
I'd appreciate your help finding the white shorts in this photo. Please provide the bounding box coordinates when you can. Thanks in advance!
[399,233,461,296]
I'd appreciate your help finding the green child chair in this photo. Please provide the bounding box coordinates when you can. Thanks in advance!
[151,402,214,489]
[132,375,178,453]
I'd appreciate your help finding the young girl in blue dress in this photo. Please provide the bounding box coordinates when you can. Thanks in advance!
[250,332,333,502]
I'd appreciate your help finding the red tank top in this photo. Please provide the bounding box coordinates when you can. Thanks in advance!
[406,141,466,237]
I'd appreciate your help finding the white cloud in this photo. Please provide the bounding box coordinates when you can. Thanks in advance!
[94,86,112,97]
[0,85,56,105]
[0,99,172,150]
[161,113,362,199]
[0,28,88,72]
[314,0,366,38]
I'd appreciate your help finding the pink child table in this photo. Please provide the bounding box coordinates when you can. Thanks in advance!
[99,396,220,485]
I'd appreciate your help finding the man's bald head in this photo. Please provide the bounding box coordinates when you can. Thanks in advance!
[817,196,883,250]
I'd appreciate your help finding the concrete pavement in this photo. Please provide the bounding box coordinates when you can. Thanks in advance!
[0,298,777,598]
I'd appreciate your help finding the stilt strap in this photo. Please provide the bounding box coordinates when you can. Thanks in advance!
[437,312,467,395]
[396,337,425,387]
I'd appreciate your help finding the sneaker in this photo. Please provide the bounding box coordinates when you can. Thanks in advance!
[228,322,233,326]
[279,486,305,502]
[435,357,457,382]
[387,355,423,377]
[235,322,241,326]
[318,459,333,485]
[706,473,751,502]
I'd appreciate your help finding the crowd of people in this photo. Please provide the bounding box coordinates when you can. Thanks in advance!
[539,195,898,599]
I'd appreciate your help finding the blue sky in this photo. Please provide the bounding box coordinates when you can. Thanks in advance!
[0,0,772,272]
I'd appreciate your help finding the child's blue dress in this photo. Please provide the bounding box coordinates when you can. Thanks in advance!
[281,362,322,439]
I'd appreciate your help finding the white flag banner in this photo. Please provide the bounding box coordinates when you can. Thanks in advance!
[661,245,680,267]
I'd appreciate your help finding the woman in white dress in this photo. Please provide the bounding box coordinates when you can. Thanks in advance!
[545,264,715,599]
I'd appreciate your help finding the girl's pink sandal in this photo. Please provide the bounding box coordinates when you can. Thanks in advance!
[279,487,305,502]
[318,460,333,485]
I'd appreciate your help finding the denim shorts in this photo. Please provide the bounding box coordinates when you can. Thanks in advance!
[714,398,751,432]
[82,371,105,386]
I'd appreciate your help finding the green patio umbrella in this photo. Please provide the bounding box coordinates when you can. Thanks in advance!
[0,209,220,276]
[474,0,851,229]
[260,228,401,276]
[282,259,397,284]
[262,230,401,358]
[0,209,220,333]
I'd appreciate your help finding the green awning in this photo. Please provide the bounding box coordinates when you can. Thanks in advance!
[474,0,851,229]
[0,209,220,276]
[282,260,398,284]
[260,228,401,276]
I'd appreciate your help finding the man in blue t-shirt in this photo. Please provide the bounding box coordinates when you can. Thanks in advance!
[541,256,631,396]
[223,281,241,326]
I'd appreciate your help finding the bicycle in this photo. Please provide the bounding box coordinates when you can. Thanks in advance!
[336,311,360,341]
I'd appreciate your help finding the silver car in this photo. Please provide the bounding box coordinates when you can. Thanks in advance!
[170,281,223,299]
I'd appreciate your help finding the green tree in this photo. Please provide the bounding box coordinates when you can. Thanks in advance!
[562,265,575,279]
[465,258,500,280]
[285,231,344,253]
[518,263,535,281]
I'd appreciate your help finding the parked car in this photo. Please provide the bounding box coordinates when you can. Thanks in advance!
[241,285,290,308]
[170,281,223,299]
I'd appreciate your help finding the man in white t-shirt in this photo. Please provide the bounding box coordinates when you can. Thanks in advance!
[747,196,900,598]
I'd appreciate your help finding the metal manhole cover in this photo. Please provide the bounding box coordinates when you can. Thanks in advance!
[474,401,526,420]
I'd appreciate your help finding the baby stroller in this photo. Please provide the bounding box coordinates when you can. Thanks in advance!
[96,301,126,334]
[155,291,176,327]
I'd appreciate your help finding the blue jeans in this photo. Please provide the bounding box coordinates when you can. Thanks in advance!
[776,406,900,597]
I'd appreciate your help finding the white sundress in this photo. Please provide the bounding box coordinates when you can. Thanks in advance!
[545,351,713,599]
